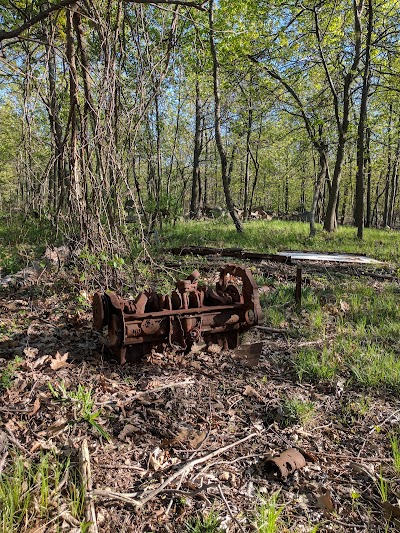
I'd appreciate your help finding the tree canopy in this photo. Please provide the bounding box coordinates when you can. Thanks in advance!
[0,0,399,248]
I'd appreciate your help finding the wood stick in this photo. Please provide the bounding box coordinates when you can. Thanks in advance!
[368,409,400,434]
[97,379,195,406]
[0,451,8,476]
[218,484,246,533]
[254,325,287,334]
[93,432,259,508]
[79,439,98,533]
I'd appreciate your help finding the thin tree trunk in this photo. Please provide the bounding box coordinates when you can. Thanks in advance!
[190,78,202,218]
[383,104,393,226]
[388,129,400,227]
[44,19,64,213]
[285,170,289,214]
[354,0,372,239]
[365,126,372,227]
[208,0,243,232]
[204,126,209,207]
[310,145,328,237]
[249,116,262,214]
[66,5,83,230]
[243,98,253,219]
[167,75,182,206]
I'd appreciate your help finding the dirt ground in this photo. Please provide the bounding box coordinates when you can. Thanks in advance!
[0,263,399,532]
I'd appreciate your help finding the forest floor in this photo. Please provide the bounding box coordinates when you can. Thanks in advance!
[0,221,400,532]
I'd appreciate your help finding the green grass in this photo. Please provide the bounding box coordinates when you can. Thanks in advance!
[162,219,400,264]
[375,469,389,502]
[48,382,111,442]
[0,214,52,274]
[390,435,400,475]
[0,356,22,390]
[0,452,88,531]
[281,397,315,427]
[185,509,222,532]
[295,347,338,383]
[255,491,285,533]
[338,397,370,426]
[258,274,400,392]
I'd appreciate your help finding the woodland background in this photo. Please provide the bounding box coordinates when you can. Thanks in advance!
[1,4,400,532]
[0,0,400,253]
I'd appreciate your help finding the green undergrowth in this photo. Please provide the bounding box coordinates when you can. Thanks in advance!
[185,508,222,532]
[0,355,22,390]
[0,451,88,531]
[281,398,315,427]
[163,219,400,264]
[2,216,399,277]
[259,270,400,392]
[0,214,52,275]
[48,381,111,442]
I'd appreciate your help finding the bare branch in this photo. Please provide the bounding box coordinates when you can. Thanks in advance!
[0,0,206,43]
[249,55,318,148]
[126,0,207,10]
[313,7,340,130]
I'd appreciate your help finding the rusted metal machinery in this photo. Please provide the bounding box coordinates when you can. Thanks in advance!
[93,264,263,364]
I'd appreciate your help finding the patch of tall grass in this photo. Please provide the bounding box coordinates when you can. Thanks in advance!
[0,452,87,531]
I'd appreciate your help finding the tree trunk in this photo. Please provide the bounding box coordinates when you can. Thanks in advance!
[190,78,202,218]
[322,0,364,231]
[66,5,84,233]
[243,98,253,219]
[324,137,346,231]
[44,18,64,213]
[365,126,372,227]
[248,117,262,214]
[204,126,209,207]
[388,129,400,227]
[383,105,393,226]
[354,0,372,239]
[209,0,243,232]
[285,170,289,214]
[310,145,328,236]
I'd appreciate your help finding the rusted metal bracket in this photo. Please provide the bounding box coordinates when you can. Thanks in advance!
[93,264,263,364]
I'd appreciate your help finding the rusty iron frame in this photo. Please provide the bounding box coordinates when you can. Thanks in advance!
[93,264,263,364]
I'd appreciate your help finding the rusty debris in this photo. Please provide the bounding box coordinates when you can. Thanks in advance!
[93,264,263,364]
[264,448,306,478]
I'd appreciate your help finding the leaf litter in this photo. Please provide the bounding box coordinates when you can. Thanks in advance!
[0,267,399,532]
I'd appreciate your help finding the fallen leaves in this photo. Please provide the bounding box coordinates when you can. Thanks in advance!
[28,398,41,417]
[1,267,399,533]
[118,424,136,441]
[189,429,208,449]
[382,501,400,520]
[38,419,69,437]
[243,385,264,402]
[316,488,335,513]
[50,352,71,370]
[24,346,39,358]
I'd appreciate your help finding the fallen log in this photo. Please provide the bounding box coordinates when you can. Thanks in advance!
[169,246,292,264]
